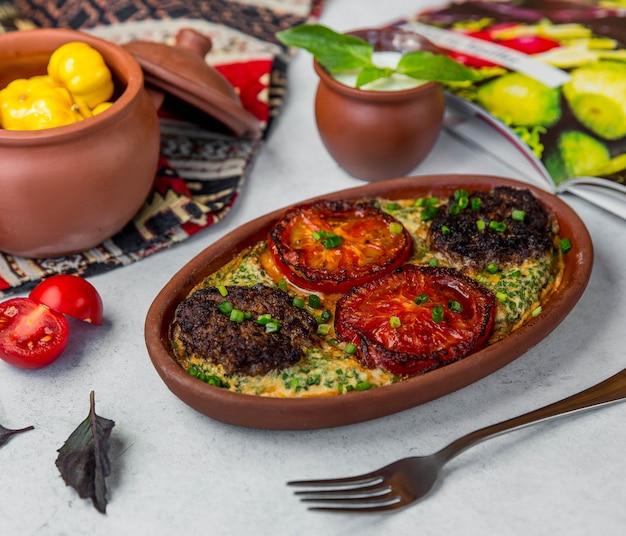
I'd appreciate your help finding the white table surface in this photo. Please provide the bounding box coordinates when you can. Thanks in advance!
[2,1,626,535]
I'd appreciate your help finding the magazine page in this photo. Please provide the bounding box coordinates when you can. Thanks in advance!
[397,0,626,216]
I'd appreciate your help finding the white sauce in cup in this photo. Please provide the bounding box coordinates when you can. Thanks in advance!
[331,51,427,91]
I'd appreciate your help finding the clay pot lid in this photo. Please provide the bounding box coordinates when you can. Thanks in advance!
[123,28,261,137]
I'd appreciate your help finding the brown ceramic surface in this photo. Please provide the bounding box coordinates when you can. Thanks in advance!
[145,175,593,430]
[0,28,160,258]
[122,28,260,137]
[314,28,445,182]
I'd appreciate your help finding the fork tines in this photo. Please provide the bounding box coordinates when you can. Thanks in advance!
[288,475,402,512]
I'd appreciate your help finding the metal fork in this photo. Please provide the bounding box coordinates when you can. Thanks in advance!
[288,367,626,513]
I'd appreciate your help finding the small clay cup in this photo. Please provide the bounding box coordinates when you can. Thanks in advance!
[0,28,160,258]
[314,28,445,182]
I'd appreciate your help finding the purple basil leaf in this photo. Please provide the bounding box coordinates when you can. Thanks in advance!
[56,391,115,514]
[0,423,34,448]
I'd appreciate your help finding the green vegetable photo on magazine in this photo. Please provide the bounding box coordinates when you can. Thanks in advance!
[398,0,626,217]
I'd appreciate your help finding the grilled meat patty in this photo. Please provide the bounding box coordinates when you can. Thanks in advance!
[172,284,318,376]
[429,186,556,270]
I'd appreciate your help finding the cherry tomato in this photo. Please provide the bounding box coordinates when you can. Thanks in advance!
[335,264,496,376]
[268,200,412,294]
[29,274,103,325]
[0,297,70,369]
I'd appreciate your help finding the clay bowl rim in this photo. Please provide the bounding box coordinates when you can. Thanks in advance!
[312,25,442,102]
[313,58,441,102]
[0,28,144,145]
[144,174,593,431]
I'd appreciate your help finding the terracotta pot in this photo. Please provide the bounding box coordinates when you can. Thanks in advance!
[0,28,160,258]
[314,28,445,182]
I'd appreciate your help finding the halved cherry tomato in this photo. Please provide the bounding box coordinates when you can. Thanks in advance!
[0,297,70,369]
[268,200,412,294]
[335,264,496,377]
[29,274,103,325]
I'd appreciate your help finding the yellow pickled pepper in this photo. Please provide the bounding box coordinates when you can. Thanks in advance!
[47,41,114,110]
[0,75,84,130]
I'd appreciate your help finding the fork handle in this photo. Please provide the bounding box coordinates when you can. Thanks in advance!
[438,367,626,463]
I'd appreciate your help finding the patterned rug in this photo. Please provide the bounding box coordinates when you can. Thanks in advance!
[0,0,324,296]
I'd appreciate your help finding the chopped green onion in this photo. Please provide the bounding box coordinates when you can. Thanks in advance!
[256,313,272,325]
[432,305,444,323]
[429,258,439,267]
[414,292,429,305]
[476,219,486,231]
[244,311,252,320]
[278,278,288,291]
[496,291,508,302]
[317,324,331,335]
[458,196,469,209]
[322,234,343,249]
[320,309,332,322]
[448,300,463,313]
[313,229,343,249]
[385,202,401,211]
[415,196,438,207]
[486,263,499,274]
[510,269,521,277]
[216,285,228,297]
[308,294,322,309]
[512,209,526,221]
[531,306,543,317]
[449,203,460,216]
[344,342,357,354]
[489,220,507,232]
[389,222,404,235]
[471,197,482,211]
[265,319,282,333]
[230,309,245,322]
[559,238,572,254]
[441,225,451,235]
[421,204,439,221]
[217,300,233,315]
[454,189,469,201]
[390,316,401,328]
[292,296,305,308]
[355,381,372,391]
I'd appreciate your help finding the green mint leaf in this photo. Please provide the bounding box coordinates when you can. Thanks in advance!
[56,391,115,514]
[356,66,394,88]
[0,423,34,448]
[397,51,482,82]
[276,24,373,72]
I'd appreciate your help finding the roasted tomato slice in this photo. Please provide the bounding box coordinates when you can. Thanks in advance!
[268,199,412,294]
[335,264,496,376]
[29,274,103,325]
[0,297,70,369]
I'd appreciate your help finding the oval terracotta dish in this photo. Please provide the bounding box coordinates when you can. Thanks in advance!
[145,175,593,430]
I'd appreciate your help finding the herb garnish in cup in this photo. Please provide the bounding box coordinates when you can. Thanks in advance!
[276,24,481,181]
[277,24,480,89]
